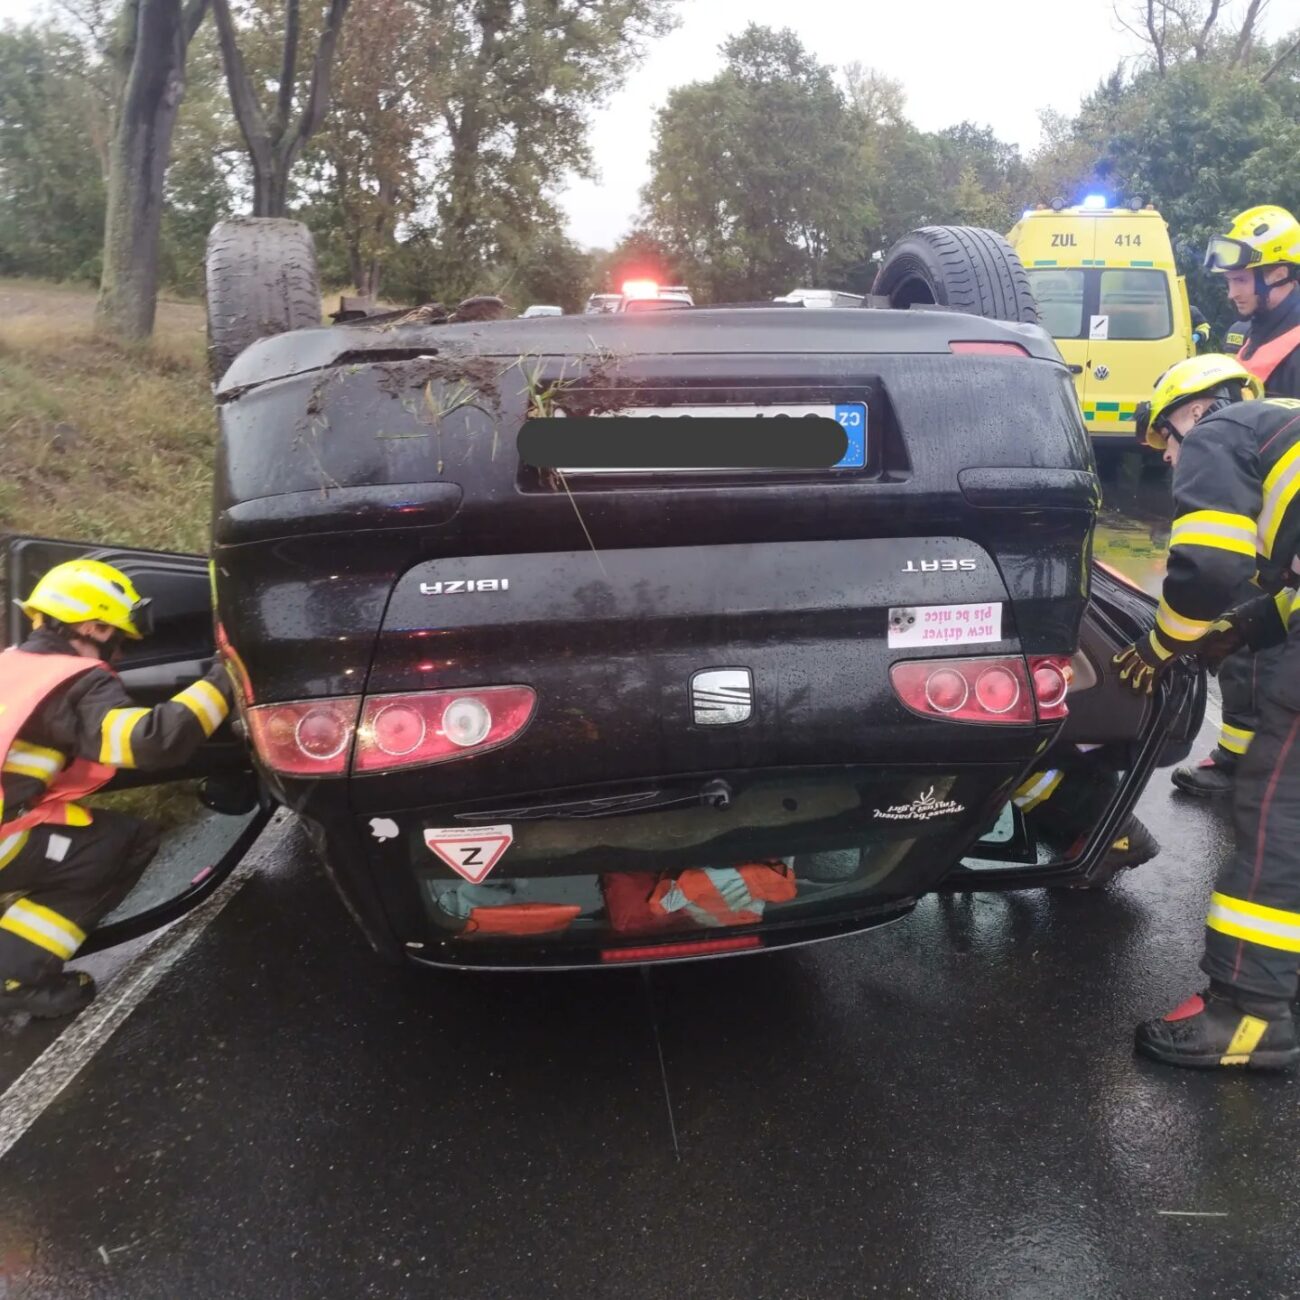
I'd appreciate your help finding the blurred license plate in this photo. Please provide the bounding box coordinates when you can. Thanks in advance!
[559,403,867,473]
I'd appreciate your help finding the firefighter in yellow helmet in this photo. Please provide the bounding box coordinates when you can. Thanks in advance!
[0,559,233,1020]
[1109,356,1300,1068]
[1168,208,1300,799]
[1204,205,1300,398]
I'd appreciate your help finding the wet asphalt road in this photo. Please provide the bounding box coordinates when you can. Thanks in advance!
[5,457,1296,1300]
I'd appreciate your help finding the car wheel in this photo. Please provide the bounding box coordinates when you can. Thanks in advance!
[204,217,322,385]
[872,225,1039,324]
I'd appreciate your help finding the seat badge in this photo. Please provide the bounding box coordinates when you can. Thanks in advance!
[691,669,753,725]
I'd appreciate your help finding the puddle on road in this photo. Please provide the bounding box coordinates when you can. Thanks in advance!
[1093,458,1172,599]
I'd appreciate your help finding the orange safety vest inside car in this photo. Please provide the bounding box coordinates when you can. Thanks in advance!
[648,863,797,928]
[0,649,117,835]
[1240,323,1300,386]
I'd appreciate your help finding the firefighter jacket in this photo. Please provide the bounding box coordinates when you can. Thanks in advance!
[0,629,233,859]
[1240,289,1300,399]
[1152,398,1300,659]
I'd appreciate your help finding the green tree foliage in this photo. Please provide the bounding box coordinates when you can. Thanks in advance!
[1026,31,1300,332]
[424,0,677,302]
[643,25,865,302]
[0,25,108,281]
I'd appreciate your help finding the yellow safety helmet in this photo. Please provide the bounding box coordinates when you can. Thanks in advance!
[1134,355,1263,449]
[18,558,153,639]
[1204,205,1300,274]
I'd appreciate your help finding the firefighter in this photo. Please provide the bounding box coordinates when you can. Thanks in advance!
[1109,356,1300,1068]
[0,559,233,1020]
[1169,207,1300,797]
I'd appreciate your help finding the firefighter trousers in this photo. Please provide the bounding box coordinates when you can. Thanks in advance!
[1215,641,1285,762]
[1201,628,1300,1003]
[0,810,159,982]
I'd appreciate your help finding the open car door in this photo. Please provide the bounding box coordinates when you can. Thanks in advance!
[948,559,1207,889]
[2,535,271,955]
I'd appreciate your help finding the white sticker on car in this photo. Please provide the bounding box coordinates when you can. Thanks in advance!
[423,824,514,884]
[887,603,1003,648]
[1089,314,1110,340]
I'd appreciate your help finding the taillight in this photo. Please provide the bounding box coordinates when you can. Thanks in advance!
[601,935,763,963]
[353,686,536,772]
[246,697,361,776]
[1029,655,1072,720]
[949,341,1030,357]
[892,656,1073,724]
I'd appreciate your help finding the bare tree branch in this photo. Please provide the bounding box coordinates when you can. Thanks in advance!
[276,0,300,136]
[181,0,208,44]
[295,0,351,146]
[211,0,270,165]
[1146,0,1167,74]
[1231,0,1267,67]
[1262,32,1300,82]
[1193,0,1220,59]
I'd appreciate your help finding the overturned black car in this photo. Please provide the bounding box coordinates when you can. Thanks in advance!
[5,221,1205,968]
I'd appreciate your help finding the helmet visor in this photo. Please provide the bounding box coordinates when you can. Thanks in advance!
[1204,236,1259,272]
[128,597,154,639]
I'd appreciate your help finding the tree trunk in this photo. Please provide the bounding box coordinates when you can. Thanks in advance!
[96,0,194,340]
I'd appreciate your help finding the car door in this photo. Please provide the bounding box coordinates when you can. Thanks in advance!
[947,559,1206,889]
[2,535,271,954]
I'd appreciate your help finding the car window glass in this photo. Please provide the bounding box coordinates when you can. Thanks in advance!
[1027,269,1085,339]
[1097,269,1172,340]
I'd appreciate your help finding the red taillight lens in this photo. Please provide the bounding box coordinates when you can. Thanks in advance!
[246,697,361,776]
[890,657,1035,724]
[353,686,537,773]
[948,341,1030,357]
[600,935,763,963]
[974,665,1021,714]
[1030,655,1072,720]
[891,656,1073,725]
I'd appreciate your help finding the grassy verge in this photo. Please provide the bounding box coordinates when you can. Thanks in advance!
[0,280,214,552]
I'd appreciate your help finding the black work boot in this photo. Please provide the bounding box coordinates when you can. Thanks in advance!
[1135,987,1300,1071]
[0,972,96,1020]
[1063,816,1159,888]
[1171,751,1237,798]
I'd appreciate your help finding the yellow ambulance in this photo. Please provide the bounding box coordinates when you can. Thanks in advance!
[1007,199,1197,450]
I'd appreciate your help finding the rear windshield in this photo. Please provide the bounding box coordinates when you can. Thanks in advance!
[1027,267,1172,341]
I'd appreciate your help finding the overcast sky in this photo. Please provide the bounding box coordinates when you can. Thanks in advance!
[558,0,1295,248]
[0,0,1291,249]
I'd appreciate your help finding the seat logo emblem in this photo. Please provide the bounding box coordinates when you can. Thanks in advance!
[691,669,753,725]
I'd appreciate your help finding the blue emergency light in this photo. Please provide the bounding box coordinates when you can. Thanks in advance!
[1082,194,1108,210]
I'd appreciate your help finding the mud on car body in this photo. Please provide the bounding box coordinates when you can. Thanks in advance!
[4,220,1206,968]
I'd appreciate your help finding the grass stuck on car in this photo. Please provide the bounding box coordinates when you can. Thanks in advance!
[5,219,1206,969]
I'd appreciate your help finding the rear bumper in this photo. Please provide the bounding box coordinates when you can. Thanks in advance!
[301,760,1042,969]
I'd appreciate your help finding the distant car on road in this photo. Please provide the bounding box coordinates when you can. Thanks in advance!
[583,293,622,314]
[774,288,865,309]
[520,305,563,318]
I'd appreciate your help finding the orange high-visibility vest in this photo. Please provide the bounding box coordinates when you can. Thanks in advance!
[648,863,797,928]
[0,649,116,835]
[464,903,582,936]
[1240,323,1300,386]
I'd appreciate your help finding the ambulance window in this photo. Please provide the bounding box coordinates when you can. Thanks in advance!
[1097,270,1172,340]
[1026,269,1085,339]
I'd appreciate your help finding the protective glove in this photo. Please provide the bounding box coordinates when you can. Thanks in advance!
[1112,632,1172,695]
[1191,613,1246,673]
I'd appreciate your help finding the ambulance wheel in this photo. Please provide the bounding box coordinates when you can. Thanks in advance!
[205,217,322,385]
[872,225,1039,324]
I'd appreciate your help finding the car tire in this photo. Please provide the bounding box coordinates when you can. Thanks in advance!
[204,217,322,384]
[872,225,1039,324]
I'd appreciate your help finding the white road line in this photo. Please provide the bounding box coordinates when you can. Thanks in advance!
[0,810,293,1163]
